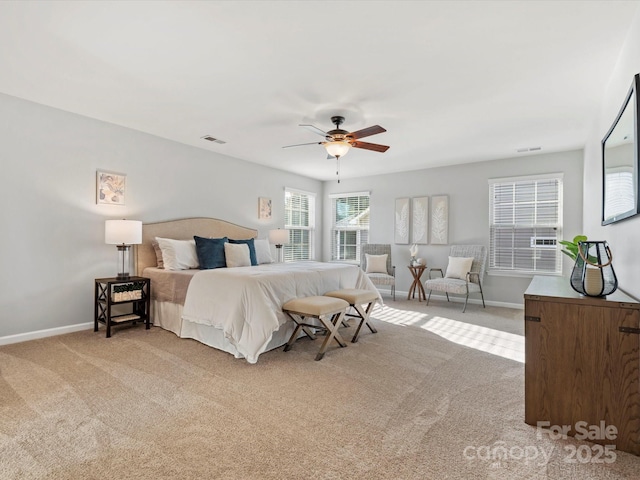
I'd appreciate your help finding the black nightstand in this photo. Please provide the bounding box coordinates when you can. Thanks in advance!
[94,276,151,338]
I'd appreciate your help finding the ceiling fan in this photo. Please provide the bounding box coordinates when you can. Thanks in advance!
[283,115,390,159]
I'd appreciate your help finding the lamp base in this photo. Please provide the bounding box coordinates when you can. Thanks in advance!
[275,244,283,263]
[116,244,132,280]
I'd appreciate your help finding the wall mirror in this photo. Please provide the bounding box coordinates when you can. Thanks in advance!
[602,73,640,225]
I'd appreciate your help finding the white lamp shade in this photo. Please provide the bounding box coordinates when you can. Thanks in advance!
[324,141,350,158]
[268,229,289,245]
[105,219,142,245]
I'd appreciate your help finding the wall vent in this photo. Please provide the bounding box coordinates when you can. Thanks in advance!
[201,135,227,144]
[517,146,542,153]
[530,237,557,248]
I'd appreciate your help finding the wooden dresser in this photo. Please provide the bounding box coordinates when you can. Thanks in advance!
[524,275,640,455]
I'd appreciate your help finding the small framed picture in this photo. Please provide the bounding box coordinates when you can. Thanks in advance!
[259,197,272,219]
[97,170,126,205]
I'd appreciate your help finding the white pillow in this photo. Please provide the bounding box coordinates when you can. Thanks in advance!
[445,257,474,280]
[254,238,273,264]
[155,237,199,271]
[366,254,388,274]
[224,242,251,268]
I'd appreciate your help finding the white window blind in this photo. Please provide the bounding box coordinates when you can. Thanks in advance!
[284,188,315,262]
[330,192,370,263]
[604,168,634,221]
[489,174,563,275]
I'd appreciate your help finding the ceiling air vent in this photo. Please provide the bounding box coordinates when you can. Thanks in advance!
[201,135,227,144]
[517,146,542,153]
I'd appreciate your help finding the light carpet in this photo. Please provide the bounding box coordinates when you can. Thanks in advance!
[1,298,639,479]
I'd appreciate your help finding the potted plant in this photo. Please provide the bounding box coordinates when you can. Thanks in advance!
[560,235,598,263]
[559,235,588,262]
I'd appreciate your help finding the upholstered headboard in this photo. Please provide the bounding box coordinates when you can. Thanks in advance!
[135,217,258,275]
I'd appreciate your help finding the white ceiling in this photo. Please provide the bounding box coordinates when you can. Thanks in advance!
[0,1,638,181]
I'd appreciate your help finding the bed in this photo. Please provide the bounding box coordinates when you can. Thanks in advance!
[135,217,380,363]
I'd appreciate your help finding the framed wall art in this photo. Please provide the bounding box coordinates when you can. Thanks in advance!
[394,197,410,244]
[430,195,449,245]
[258,197,272,219]
[96,170,126,205]
[411,196,429,244]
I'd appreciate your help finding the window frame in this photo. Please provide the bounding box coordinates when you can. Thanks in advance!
[284,187,315,262]
[329,191,370,264]
[488,173,563,277]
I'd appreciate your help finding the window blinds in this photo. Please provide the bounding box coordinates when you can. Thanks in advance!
[604,169,634,221]
[330,193,370,262]
[489,175,562,274]
[284,189,315,262]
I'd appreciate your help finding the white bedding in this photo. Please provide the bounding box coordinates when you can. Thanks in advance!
[181,261,380,363]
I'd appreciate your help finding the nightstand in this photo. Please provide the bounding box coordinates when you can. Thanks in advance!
[94,276,151,338]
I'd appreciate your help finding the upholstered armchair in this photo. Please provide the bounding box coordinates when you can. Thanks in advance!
[360,244,396,300]
[424,245,487,312]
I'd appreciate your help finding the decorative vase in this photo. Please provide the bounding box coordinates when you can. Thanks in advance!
[570,241,617,297]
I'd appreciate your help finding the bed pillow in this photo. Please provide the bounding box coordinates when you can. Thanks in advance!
[254,238,273,264]
[194,236,228,270]
[155,237,199,271]
[445,257,474,280]
[224,242,251,268]
[151,239,164,269]
[229,238,258,266]
[365,254,388,274]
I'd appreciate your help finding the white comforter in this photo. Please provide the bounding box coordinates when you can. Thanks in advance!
[181,261,380,363]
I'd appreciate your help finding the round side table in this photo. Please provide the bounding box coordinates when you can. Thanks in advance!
[407,264,427,301]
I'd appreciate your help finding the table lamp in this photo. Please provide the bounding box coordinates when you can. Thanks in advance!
[105,219,142,279]
[268,228,289,263]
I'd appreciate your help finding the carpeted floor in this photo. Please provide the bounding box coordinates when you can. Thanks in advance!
[1,298,640,479]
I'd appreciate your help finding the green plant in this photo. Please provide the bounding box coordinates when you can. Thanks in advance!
[560,235,599,264]
[559,235,588,261]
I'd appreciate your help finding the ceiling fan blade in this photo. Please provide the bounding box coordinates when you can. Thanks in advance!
[282,141,322,149]
[348,125,386,139]
[351,141,390,153]
[299,124,328,137]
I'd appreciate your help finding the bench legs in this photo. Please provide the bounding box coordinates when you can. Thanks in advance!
[284,310,348,361]
[349,301,378,343]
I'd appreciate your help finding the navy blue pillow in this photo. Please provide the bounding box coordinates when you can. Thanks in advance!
[229,238,258,266]
[194,236,228,269]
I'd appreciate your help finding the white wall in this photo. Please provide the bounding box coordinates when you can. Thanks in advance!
[323,150,584,306]
[0,93,322,338]
[583,7,640,300]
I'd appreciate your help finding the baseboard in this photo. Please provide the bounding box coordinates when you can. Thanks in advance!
[0,322,94,346]
[378,289,524,310]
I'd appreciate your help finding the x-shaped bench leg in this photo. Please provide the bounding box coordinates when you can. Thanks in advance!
[283,311,347,360]
[315,311,347,361]
[351,301,378,343]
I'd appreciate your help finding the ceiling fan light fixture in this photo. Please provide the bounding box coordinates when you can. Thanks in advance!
[324,140,350,158]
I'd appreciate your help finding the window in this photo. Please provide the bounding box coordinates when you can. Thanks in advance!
[284,188,315,261]
[330,192,370,263]
[488,174,563,275]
